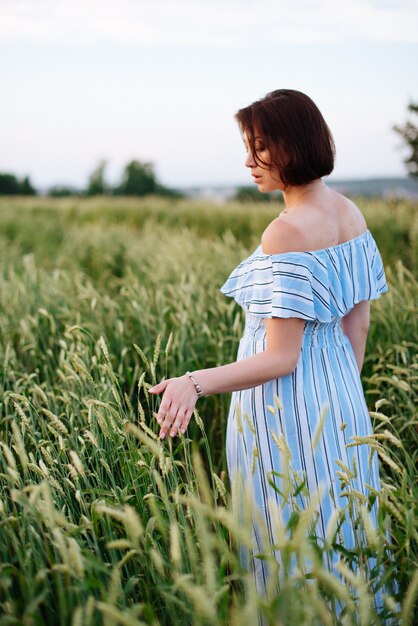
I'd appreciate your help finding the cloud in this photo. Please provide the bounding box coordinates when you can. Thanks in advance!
[1,0,417,46]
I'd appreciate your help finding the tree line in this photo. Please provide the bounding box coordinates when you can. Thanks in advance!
[1,103,417,197]
[0,160,182,198]
[0,173,37,195]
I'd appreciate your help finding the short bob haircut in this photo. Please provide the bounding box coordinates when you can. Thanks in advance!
[235,89,335,187]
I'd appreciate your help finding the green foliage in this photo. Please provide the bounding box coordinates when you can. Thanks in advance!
[87,160,108,196]
[112,160,181,198]
[0,195,415,271]
[0,197,417,624]
[47,185,82,197]
[394,102,418,177]
[233,186,282,203]
[0,172,36,195]
[114,160,157,196]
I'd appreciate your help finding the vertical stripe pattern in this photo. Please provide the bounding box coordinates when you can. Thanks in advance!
[221,229,388,608]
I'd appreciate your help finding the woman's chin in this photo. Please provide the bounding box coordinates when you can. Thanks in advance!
[256,183,268,193]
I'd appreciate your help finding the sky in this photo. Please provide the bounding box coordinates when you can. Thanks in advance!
[1,0,417,190]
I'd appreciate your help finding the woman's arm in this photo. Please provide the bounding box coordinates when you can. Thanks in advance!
[190,317,304,394]
[149,317,304,439]
[150,223,308,439]
[341,300,370,372]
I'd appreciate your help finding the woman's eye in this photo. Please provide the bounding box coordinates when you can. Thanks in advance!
[255,145,265,152]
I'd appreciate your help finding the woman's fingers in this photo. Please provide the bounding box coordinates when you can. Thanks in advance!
[151,376,197,439]
[159,405,179,439]
[156,398,171,425]
[159,406,194,439]
[179,408,193,435]
[169,409,188,438]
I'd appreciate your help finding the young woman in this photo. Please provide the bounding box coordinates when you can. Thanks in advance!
[149,89,388,599]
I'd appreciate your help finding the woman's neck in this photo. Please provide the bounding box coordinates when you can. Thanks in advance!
[282,179,326,213]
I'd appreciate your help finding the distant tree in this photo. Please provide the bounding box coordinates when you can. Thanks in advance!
[114,160,158,196]
[20,176,36,195]
[233,186,282,203]
[47,185,81,197]
[0,173,20,194]
[0,172,36,195]
[113,159,183,198]
[393,101,418,177]
[86,159,108,196]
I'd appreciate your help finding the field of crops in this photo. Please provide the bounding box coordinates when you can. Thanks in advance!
[0,196,417,625]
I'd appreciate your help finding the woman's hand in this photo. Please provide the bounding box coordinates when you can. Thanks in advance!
[149,375,198,439]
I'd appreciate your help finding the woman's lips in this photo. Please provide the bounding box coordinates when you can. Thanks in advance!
[252,175,262,182]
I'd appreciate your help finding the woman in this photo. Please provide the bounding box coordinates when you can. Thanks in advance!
[149,89,387,599]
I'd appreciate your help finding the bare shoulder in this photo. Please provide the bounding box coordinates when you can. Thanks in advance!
[261,188,368,255]
[329,190,367,235]
[261,218,308,255]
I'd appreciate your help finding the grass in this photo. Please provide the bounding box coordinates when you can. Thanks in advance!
[0,196,417,625]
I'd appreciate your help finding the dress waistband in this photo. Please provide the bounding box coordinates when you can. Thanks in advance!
[302,320,345,348]
[243,313,346,348]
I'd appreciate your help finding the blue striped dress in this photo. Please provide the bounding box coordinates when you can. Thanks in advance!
[220,228,388,600]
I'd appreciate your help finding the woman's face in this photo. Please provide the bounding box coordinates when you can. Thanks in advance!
[243,131,284,192]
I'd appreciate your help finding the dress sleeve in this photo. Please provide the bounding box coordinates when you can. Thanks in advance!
[220,252,319,320]
[220,234,388,322]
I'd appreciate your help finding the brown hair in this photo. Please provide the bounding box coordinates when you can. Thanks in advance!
[235,89,335,187]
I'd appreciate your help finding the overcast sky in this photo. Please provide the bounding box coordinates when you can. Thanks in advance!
[1,0,417,189]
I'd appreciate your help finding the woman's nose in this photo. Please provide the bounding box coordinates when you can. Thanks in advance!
[245,151,256,168]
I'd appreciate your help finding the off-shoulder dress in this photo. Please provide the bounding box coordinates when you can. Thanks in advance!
[220,228,388,597]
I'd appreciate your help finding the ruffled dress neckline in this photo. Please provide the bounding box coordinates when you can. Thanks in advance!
[220,228,387,322]
[254,228,370,259]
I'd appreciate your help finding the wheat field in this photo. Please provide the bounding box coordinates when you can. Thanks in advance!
[0,196,417,625]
